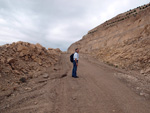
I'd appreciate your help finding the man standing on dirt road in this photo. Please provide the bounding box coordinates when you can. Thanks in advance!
[72,48,79,78]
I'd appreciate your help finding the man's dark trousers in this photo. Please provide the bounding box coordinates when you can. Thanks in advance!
[72,60,78,77]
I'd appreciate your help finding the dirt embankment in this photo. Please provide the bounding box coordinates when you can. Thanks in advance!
[68,3,150,74]
[0,41,62,100]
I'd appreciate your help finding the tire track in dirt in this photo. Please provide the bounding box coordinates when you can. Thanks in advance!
[53,53,150,113]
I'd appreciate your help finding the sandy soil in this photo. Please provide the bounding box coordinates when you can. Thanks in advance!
[0,53,150,113]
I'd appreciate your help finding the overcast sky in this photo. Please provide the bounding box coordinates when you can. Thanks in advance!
[0,0,149,51]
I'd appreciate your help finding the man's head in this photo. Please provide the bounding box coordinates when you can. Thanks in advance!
[75,48,79,53]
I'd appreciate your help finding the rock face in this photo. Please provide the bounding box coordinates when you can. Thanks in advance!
[0,41,62,91]
[68,3,150,74]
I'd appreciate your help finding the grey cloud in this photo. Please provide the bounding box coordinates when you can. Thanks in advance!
[0,0,149,51]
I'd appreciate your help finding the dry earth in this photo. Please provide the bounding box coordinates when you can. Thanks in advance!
[0,41,62,106]
[1,3,150,113]
[1,53,150,113]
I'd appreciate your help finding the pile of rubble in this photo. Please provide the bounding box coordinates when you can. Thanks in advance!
[0,41,62,92]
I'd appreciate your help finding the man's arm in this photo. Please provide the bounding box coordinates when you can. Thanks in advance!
[75,58,78,66]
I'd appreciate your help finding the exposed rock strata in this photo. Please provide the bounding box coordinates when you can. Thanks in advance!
[68,3,150,74]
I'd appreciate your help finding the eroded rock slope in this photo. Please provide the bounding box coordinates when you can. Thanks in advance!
[68,3,150,74]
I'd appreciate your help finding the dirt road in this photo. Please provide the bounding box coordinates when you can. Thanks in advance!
[1,53,150,113]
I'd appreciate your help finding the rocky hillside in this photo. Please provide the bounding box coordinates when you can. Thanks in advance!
[68,3,150,74]
[0,41,61,94]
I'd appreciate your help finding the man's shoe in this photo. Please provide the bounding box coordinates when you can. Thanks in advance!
[74,76,79,78]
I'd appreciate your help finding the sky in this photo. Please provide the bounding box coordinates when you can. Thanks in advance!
[0,0,149,51]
